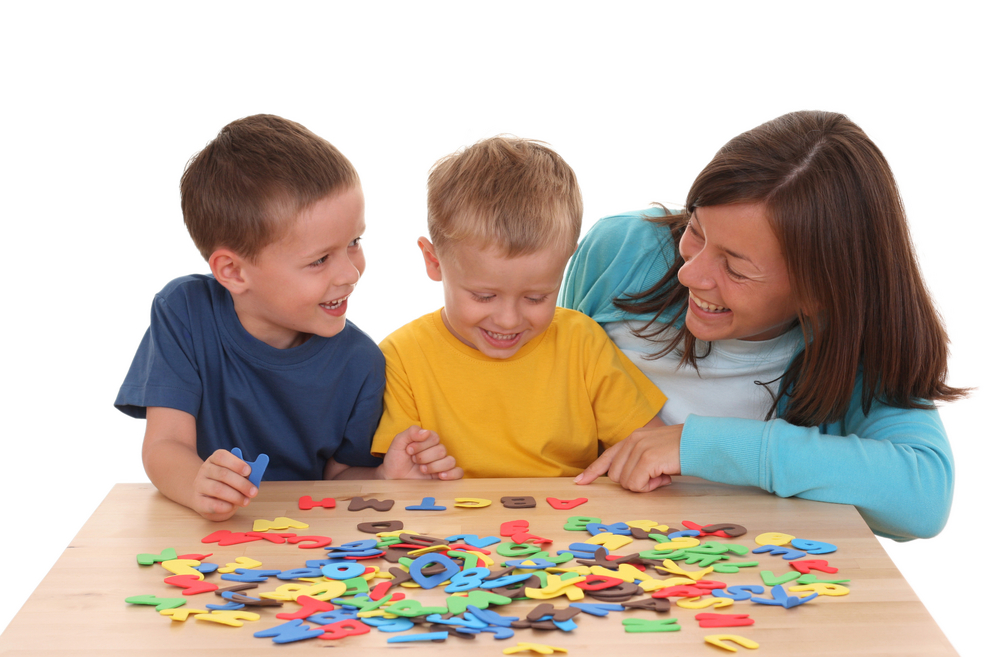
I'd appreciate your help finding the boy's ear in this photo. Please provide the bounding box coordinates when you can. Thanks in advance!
[209,248,251,295]
[417,237,443,282]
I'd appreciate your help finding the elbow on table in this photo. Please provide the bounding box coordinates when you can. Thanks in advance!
[870,474,953,540]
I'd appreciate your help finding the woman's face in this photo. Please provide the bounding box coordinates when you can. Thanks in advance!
[677,202,800,342]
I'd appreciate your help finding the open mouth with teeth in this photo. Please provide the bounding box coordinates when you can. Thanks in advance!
[319,295,349,315]
[690,292,730,314]
[481,328,522,348]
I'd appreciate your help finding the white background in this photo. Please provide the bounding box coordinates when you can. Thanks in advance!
[1,2,996,654]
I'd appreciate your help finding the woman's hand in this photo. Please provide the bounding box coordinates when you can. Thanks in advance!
[575,424,684,492]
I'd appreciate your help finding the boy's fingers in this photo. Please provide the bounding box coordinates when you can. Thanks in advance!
[208,449,252,477]
[436,466,464,481]
[421,454,457,474]
[196,495,238,522]
[408,431,440,453]
[411,444,448,465]
[203,461,257,499]
[200,473,250,507]
[396,426,434,455]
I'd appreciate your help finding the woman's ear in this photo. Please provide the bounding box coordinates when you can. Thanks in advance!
[209,248,250,295]
[417,237,443,282]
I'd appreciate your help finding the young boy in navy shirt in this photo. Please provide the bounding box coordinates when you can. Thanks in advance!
[116,115,458,521]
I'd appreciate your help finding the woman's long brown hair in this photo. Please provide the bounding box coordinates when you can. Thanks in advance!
[617,111,967,426]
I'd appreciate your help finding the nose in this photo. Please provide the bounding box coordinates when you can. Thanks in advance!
[331,254,361,287]
[677,248,715,292]
[493,299,522,331]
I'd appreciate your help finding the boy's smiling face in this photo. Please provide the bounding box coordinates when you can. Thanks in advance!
[420,237,572,359]
[220,186,366,349]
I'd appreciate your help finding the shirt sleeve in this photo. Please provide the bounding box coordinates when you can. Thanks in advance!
[114,292,203,419]
[333,363,385,467]
[560,209,676,325]
[680,390,954,541]
[370,337,421,456]
[589,336,668,448]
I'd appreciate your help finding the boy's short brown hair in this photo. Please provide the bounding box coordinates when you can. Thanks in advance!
[427,136,582,257]
[181,114,359,261]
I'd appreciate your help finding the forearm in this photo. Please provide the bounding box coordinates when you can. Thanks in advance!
[681,412,954,540]
[142,434,204,511]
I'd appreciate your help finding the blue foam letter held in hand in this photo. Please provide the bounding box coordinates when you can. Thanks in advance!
[231,447,269,487]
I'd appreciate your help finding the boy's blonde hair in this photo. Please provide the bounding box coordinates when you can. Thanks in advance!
[427,136,582,257]
[181,114,358,262]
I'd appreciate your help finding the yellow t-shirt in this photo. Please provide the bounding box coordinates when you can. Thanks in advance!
[371,308,666,477]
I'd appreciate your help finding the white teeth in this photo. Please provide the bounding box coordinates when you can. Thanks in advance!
[485,330,518,340]
[320,296,348,309]
[691,293,729,313]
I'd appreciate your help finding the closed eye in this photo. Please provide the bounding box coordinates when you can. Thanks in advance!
[472,293,494,302]
[526,295,549,304]
[724,261,748,280]
[309,255,328,267]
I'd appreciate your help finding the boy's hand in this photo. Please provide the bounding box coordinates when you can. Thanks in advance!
[380,425,464,480]
[574,424,683,493]
[191,449,259,521]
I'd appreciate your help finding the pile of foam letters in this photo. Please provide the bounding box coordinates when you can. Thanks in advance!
[128,493,848,653]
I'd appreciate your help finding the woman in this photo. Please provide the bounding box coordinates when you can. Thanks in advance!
[564,111,964,541]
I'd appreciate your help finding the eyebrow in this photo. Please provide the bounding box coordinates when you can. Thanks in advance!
[302,225,366,259]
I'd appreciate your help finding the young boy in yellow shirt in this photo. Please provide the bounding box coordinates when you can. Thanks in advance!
[371,136,666,478]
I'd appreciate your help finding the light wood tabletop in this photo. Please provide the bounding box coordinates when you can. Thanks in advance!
[0,477,957,656]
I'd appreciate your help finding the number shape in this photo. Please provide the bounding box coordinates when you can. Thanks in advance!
[318,619,370,640]
[445,567,491,593]
[713,585,764,601]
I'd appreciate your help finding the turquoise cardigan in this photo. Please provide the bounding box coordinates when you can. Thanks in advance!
[560,209,954,541]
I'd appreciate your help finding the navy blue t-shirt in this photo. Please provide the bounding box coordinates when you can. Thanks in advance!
[115,275,384,480]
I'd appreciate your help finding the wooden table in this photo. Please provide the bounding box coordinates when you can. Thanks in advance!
[0,477,957,655]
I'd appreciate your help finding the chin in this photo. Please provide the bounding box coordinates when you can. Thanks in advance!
[316,320,348,338]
